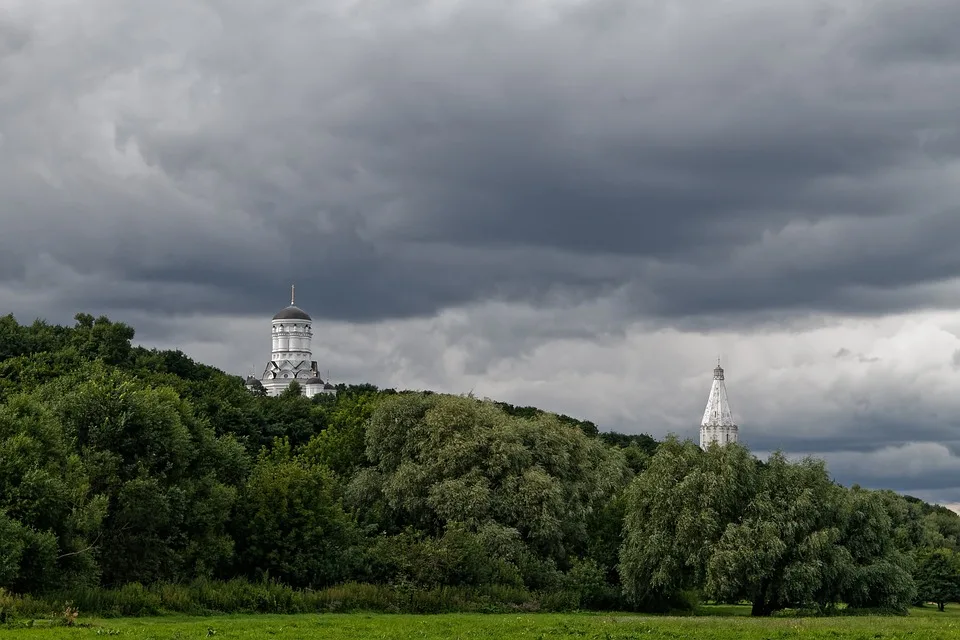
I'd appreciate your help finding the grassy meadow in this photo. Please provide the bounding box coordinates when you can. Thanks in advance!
[4,606,960,639]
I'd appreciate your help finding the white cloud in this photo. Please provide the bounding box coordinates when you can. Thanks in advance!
[137,300,960,454]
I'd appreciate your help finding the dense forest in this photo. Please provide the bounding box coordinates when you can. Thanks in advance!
[1,312,959,617]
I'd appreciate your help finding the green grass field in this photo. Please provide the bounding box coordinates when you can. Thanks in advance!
[5,606,960,639]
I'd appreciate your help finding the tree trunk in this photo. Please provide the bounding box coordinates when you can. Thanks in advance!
[751,595,771,617]
[938,601,945,612]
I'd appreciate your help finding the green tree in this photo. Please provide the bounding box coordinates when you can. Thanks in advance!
[874,489,938,552]
[0,511,26,588]
[835,487,916,611]
[926,511,960,551]
[39,363,245,585]
[260,383,327,447]
[914,547,960,611]
[0,395,106,590]
[585,491,628,584]
[0,314,26,361]
[233,438,359,587]
[70,313,135,366]
[619,438,758,609]
[350,393,627,581]
[365,521,530,588]
[706,453,849,616]
[301,387,379,478]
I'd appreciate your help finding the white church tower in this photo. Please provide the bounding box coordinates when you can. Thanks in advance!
[245,286,336,398]
[699,359,738,449]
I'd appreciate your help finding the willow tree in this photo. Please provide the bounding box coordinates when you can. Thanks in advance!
[835,486,916,611]
[619,437,758,609]
[705,453,849,615]
[706,454,915,615]
[622,443,915,615]
[347,392,628,582]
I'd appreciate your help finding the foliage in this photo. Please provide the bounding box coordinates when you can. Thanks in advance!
[300,386,379,478]
[621,440,923,616]
[620,438,758,609]
[706,453,851,615]
[0,579,611,619]
[350,393,628,580]
[0,311,953,617]
[835,486,916,611]
[494,401,599,437]
[232,439,360,587]
[913,547,960,611]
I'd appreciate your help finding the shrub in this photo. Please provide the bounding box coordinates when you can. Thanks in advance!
[30,579,627,617]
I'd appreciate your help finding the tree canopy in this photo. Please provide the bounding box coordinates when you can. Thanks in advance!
[0,311,954,615]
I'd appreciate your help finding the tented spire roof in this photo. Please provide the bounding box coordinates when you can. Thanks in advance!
[701,361,736,427]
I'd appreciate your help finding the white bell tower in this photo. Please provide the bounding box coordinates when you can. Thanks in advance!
[252,286,336,398]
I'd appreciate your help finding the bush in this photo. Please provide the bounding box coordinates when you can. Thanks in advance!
[30,579,626,617]
[0,588,52,622]
[562,558,625,609]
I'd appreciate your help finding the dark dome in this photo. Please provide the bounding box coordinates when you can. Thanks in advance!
[305,377,324,385]
[323,382,336,390]
[272,305,312,321]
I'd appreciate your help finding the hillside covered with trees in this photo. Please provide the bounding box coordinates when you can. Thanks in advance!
[0,312,959,617]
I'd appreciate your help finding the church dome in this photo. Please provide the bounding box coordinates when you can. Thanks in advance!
[305,376,324,385]
[272,305,312,321]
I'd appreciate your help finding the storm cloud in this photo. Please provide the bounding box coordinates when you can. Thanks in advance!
[2,1,960,502]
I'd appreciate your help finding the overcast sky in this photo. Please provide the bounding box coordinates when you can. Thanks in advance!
[3,0,960,504]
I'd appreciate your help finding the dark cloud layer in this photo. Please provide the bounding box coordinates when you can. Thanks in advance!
[3,0,960,325]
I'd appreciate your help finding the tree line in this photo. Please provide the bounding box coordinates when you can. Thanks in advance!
[0,312,959,615]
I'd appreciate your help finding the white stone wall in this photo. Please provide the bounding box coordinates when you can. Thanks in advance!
[262,379,289,397]
[271,320,313,361]
[259,379,337,398]
[304,382,337,398]
[699,425,739,448]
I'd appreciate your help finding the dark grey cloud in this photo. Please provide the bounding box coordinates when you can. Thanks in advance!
[3,0,960,326]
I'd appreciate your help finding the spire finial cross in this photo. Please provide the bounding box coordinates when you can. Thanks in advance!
[291,284,295,306]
